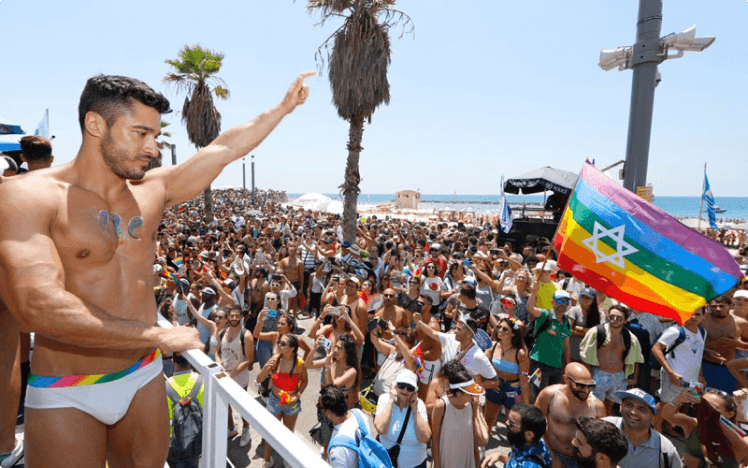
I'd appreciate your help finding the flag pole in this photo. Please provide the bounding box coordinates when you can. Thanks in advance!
[698,163,706,231]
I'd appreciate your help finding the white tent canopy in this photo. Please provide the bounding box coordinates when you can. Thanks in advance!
[289,193,334,212]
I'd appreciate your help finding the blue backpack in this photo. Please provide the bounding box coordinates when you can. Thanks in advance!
[328,409,393,468]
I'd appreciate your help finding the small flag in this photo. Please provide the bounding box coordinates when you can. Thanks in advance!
[412,344,425,380]
[173,257,184,268]
[499,173,513,234]
[176,205,187,213]
[34,109,49,138]
[218,270,228,279]
[529,368,542,387]
[703,169,719,230]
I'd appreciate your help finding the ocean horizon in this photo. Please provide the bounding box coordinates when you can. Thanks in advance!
[287,193,748,221]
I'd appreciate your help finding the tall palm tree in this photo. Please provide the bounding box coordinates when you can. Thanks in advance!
[307,0,412,242]
[163,45,230,223]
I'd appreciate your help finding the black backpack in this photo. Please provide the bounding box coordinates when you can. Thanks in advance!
[524,312,570,351]
[165,375,204,462]
[595,324,633,357]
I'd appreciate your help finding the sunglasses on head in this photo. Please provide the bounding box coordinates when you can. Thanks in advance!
[397,382,416,392]
[566,375,596,390]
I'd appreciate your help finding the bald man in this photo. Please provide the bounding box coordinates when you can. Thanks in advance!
[535,363,606,468]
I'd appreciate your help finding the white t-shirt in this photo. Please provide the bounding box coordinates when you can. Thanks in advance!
[657,325,706,382]
[438,333,497,380]
[328,409,373,468]
[375,394,429,467]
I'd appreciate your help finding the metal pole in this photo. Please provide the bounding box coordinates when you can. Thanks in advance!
[622,0,663,193]
[251,155,256,206]
[697,162,706,231]
[242,157,246,200]
[170,144,177,166]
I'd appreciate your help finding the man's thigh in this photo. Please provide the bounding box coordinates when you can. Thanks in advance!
[26,406,108,468]
[107,372,170,468]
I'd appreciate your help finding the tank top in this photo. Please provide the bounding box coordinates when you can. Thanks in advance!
[272,356,303,392]
[438,395,475,468]
[220,329,249,388]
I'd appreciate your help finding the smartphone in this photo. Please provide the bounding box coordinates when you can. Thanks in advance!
[367,319,379,333]
[377,318,388,329]
[223,248,231,256]
[272,274,282,282]
[490,249,500,255]
[464,259,473,267]
[328,307,341,317]
[320,337,332,350]
[268,309,278,318]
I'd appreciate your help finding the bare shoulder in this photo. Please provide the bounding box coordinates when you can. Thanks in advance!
[536,384,563,407]
[0,173,64,231]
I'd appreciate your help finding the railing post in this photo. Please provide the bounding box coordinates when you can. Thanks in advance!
[202,362,229,468]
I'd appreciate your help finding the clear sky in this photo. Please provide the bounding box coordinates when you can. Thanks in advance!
[1,1,745,196]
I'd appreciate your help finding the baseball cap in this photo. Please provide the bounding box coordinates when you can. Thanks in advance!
[345,276,360,286]
[395,370,418,389]
[462,276,478,287]
[200,287,216,295]
[342,241,351,248]
[615,388,656,414]
[580,287,597,299]
[734,290,748,300]
[449,379,485,396]
[179,278,190,287]
[536,260,558,271]
[553,290,572,300]
[431,243,442,251]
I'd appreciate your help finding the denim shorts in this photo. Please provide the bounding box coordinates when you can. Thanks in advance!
[267,391,301,416]
[485,379,522,408]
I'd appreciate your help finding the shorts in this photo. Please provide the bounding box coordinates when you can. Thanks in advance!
[658,370,684,404]
[267,391,301,416]
[418,359,441,386]
[529,360,563,390]
[26,349,163,425]
[702,360,738,394]
[553,450,580,468]
[591,369,627,403]
[485,379,522,408]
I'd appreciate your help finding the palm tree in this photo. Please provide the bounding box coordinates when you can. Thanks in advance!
[307,0,412,242]
[163,45,230,223]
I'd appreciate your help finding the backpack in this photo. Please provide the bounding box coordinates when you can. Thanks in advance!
[218,328,247,359]
[595,324,632,359]
[524,311,569,351]
[328,409,393,468]
[649,325,706,370]
[165,374,204,462]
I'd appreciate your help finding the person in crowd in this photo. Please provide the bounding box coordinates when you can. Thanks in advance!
[571,417,629,468]
[481,403,553,468]
[216,305,255,448]
[317,384,373,468]
[319,334,361,409]
[256,334,308,468]
[420,258,443,310]
[484,315,530,432]
[186,299,226,361]
[339,277,369,335]
[579,304,644,415]
[278,244,305,319]
[308,304,365,349]
[702,295,748,393]
[374,370,431,468]
[536,363,606,468]
[651,307,706,431]
[254,293,285,368]
[367,322,417,399]
[411,299,443,400]
[374,288,409,336]
[660,387,745,468]
[499,269,533,323]
[431,367,489,468]
[567,288,602,363]
[399,276,423,314]
[526,282,573,399]
[602,388,682,468]
[165,353,205,468]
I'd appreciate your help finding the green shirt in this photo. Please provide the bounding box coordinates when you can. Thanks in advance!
[166,371,205,436]
[529,309,571,369]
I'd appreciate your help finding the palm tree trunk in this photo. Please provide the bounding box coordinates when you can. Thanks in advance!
[342,116,364,243]
[203,185,214,224]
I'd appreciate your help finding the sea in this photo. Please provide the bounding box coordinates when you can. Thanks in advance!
[287,194,748,222]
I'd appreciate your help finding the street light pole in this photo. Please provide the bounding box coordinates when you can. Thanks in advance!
[242,157,246,199]
[622,0,662,193]
[251,155,256,206]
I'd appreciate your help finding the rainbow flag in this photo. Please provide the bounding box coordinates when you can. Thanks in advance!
[173,257,184,268]
[412,344,425,379]
[176,205,186,213]
[554,162,741,324]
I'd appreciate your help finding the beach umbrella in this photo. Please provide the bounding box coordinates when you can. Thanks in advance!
[504,166,578,195]
[325,200,344,215]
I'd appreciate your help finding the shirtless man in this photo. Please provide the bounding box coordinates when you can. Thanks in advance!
[341,276,368,333]
[535,363,606,468]
[579,305,644,415]
[702,295,748,393]
[278,243,304,318]
[411,296,442,401]
[0,72,312,467]
[374,288,408,333]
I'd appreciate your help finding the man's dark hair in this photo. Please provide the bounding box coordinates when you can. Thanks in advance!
[712,295,733,305]
[608,304,631,319]
[78,74,171,132]
[318,384,348,417]
[418,294,433,306]
[446,368,473,396]
[20,136,52,162]
[511,403,546,443]
[575,417,628,466]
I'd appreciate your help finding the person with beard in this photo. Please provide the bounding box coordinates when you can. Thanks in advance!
[571,417,628,468]
[602,388,682,468]
[340,276,368,335]
[579,305,644,416]
[480,403,553,468]
[702,295,748,393]
[374,288,409,335]
[216,305,255,448]
[535,363,605,468]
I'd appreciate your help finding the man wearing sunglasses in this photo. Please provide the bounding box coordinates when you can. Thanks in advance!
[527,284,574,400]
[579,305,644,416]
[536,363,605,468]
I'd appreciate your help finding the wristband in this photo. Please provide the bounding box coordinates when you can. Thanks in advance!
[669,401,680,408]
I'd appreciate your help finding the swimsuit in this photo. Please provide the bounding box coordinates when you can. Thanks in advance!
[25,349,163,425]
[486,346,522,406]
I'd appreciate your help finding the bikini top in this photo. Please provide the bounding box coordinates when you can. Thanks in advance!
[271,356,303,392]
[491,358,520,375]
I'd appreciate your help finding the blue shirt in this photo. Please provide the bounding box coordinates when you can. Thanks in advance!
[505,440,553,468]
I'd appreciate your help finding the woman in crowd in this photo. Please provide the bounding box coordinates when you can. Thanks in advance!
[499,269,533,322]
[307,304,365,350]
[256,334,308,468]
[186,301,227,361]
[484,315,530,431]
[419,259,443,309]
[374,370,431,468]
[399,276,422,314]
[567,287,602,363]
[253,293,285,368]
[321,334,361,409]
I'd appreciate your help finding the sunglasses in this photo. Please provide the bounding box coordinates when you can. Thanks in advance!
[554,298,570,305]
[409,281,419,285]
[498,326,512,333]
[608,315,625,323]
[566,375,596,390]
[397,382,416,392]
[278,342,290,348]
[383,294,395,298]
[416,301,425,307]
[500,299,515,307]
[426,265,436,269]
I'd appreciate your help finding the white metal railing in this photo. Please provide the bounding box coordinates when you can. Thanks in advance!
[158,317,331,468]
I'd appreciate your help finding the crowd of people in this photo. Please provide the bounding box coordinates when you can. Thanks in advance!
[152,187,748,468]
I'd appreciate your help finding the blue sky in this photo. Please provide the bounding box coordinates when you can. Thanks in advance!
[1,1,745,196]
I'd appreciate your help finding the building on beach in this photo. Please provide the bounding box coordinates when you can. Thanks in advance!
[395,190,421,209]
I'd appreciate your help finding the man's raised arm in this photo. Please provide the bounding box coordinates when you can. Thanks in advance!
[0,191,201,353]
[162,72,314,207]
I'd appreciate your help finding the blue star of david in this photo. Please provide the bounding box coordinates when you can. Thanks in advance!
[582,221,638,269]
